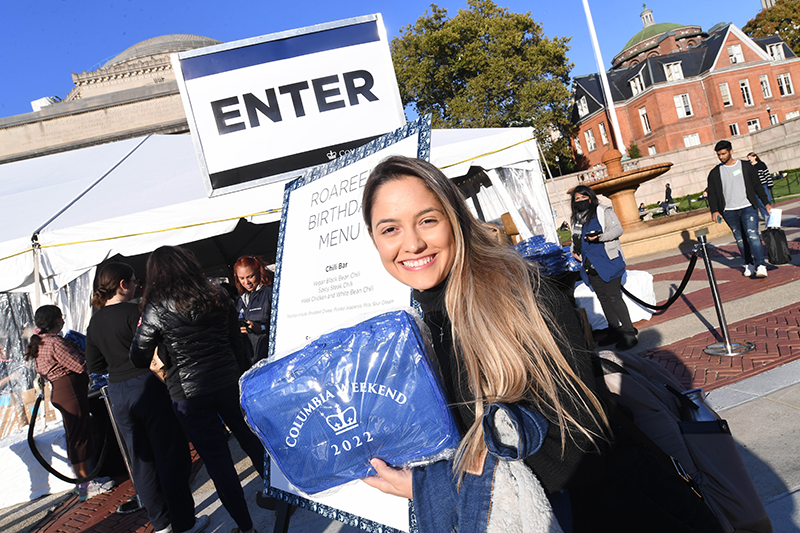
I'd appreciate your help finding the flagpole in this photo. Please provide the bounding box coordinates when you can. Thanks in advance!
[582,0,627,155]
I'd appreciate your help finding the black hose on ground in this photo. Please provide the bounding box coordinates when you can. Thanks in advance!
[620,250,699,312]
[27,393,111,484]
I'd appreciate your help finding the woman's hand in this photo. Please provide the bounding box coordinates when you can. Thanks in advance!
[572,252,581,262]
[585,233,601,242]
[240,320,256,334]
[362,458,413,499]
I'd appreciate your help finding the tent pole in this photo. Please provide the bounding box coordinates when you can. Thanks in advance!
[33,244,41,309]
[31,135,151,238]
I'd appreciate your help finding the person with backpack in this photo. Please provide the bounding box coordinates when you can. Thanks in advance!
[357,156,722,533]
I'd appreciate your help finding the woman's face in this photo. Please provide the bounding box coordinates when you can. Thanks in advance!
[748,155,757,165]
[369,176,456,291]
[235,265,259,292]
[574,192,590,202]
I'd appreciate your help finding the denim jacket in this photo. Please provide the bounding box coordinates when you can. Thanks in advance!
[411,403,564,533]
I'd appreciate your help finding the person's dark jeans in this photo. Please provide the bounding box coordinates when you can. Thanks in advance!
[172,386,265,531]
[109,373,195,532]
[588,272,635,334]
[722,206,765,267]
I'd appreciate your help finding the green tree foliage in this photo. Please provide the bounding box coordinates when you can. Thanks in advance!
[743,0,800,56]
[628,140,641,159]
[391,0,576,167]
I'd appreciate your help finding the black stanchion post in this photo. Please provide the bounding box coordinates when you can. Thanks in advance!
[696,234,755,356]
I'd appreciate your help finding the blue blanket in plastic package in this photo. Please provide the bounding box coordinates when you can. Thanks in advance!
[239,310,461,494]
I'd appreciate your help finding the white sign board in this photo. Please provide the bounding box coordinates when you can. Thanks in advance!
[266,117,432,532]
[173,14,406,196]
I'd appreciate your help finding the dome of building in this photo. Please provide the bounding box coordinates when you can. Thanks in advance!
[622,22,687,50]
[102,34,221,68]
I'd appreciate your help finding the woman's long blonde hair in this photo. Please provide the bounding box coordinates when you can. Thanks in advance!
[363,156,608,477]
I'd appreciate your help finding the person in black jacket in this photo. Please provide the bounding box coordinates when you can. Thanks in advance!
[86,262,205,533]
[358,156,722,533]
[130,246,265,533]
[233,255,274,366]
[707,140,771,278]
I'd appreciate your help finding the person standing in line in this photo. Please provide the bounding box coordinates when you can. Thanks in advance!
[232,256,274,367]
[130,246,265,533]
[747,152,774,221]
[570,186,638,350]
[25,305,115,501]
[86,262,207,533]
[707,141,771,278]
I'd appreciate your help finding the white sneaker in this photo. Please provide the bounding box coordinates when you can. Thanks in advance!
[743,264,754,277]
[756,265,768,278]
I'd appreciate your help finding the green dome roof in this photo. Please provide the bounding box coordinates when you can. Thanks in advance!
[623,22,687,50]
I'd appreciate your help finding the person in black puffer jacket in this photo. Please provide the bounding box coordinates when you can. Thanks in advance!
[130,246,264,533]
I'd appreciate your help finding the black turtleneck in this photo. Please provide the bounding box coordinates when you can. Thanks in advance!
[413,277,606,494]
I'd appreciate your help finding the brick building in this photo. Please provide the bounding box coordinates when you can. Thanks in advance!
[570,6,800,167]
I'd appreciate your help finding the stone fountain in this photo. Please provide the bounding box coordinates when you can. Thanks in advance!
[584,149,729,259]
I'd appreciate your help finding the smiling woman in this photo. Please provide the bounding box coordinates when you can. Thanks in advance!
[358,156,724,533]
[359,156,610,530]
[367,176,455,291]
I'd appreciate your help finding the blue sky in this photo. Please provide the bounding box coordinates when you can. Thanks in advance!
[2,0,761,118]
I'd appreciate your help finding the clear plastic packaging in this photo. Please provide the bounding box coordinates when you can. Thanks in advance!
[239,310,460,494]
[514,235,580,276]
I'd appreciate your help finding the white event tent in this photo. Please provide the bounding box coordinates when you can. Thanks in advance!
[0,127,553,307]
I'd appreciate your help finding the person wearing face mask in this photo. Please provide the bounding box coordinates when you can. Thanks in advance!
[570,185,637,351]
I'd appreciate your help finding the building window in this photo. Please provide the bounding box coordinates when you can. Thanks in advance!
[740,79,754,106]
[574,138,583,155]
[729,123,740,136]
[720,83,732,106]
[770,114,779,125]
[630,73,645,96]
[639,107,652,134]
[598,122,609,145]
[786,110,800,120]
[577,96,589,117]
[585,129,597,152]
[664,62,684,82]
[674,94,694,118]
[684,133,701,147]
[648,145,657,155]
[727,44,745,64]
[747,119,761,133]
[759,75,772,98]
[777,73,794,96]
[768,43,785,61]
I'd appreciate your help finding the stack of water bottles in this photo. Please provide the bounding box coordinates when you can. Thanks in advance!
[514,235,580,277]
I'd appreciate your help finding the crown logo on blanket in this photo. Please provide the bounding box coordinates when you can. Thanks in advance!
[326,405,358,435]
